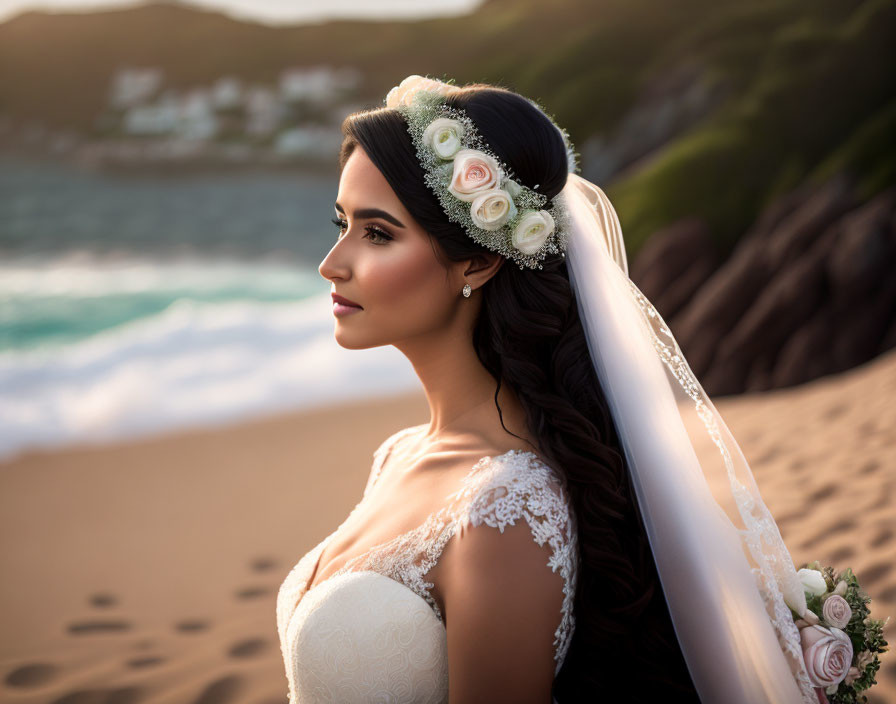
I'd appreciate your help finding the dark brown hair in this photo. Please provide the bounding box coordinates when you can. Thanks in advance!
[338,83,700,702]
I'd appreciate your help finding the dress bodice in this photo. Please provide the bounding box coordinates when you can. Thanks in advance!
[275,425,580,703]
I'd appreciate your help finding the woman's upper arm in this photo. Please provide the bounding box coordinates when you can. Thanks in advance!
[441,516,565,704]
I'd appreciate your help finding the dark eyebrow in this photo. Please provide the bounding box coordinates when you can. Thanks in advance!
[334,202,406,228]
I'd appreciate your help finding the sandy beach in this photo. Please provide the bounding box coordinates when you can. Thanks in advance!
[1,350,893,703]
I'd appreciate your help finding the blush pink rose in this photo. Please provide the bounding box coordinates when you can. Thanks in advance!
[800,624,854,688]
[822,594,852,629]
[447,149,501,202]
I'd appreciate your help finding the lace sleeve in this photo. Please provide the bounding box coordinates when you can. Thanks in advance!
[449,452,579,675]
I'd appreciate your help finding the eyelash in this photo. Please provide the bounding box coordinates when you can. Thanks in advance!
[331,217,393,244]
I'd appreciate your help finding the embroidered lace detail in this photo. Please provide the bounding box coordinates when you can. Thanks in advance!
[449,452,579,672]
[277,425,579,701]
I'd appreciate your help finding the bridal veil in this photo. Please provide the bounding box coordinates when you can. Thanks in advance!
[561,172,817,703]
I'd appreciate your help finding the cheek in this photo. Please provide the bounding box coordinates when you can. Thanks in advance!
[363,242,450,315]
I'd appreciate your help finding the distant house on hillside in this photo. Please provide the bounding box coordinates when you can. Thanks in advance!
[177,88,217,140]
[274,125,343,157]
[246,86,283,137]
[109,67,164,110]
[212,77,244,111]
[123,91,178,135]
[279,65,361,104]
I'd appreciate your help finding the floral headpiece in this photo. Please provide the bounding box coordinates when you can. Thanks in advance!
[384,75,579,270]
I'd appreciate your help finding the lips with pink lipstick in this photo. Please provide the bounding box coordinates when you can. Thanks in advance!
[331,293,363,316]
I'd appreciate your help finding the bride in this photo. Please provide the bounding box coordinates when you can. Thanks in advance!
[276,76,817,703]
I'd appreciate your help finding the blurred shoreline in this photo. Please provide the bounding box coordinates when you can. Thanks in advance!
[0,140,341,180]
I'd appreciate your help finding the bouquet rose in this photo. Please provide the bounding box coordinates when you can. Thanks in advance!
[791,561,889,703]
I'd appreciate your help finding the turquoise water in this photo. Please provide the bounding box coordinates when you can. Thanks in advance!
[1,256,327,351]
[0,155,344,351]
[0,156,420,461]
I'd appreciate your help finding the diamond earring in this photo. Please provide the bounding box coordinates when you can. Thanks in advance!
[462,283,472,298]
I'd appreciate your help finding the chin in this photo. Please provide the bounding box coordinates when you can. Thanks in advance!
[333,327,379,350]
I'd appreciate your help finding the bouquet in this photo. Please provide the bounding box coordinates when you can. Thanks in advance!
[791,560,889,703]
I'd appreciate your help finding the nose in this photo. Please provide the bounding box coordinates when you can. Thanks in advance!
[319,240,350,283]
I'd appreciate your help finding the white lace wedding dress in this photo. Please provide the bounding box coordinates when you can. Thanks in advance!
[276,424,580,703]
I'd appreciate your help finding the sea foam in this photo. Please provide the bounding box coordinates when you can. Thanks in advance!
[0,288,420,462]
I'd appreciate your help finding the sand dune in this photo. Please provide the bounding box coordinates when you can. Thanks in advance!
[1,350,893,703]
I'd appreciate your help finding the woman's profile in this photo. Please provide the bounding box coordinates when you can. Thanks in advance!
[275,76,817,703]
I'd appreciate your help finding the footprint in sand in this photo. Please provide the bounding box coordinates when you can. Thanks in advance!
[879,583,896,603]
[807,483,838,502]
[235,586,271,600]
[859,459,880,475]
[228,637,268,659]
[67,620,132,635]
[822,403,848,420]
[174,619,210,633]
[867,483,892,511]
[858,419,877,435]
[125,656,166,669]
[50,685,144,703]
[250,557,279,573]
[66,592,133,635]
[5,662,59,687]
[750,444,782,466]
[885,661,896,689]
[870,528,893,548]
[826,545,855,564]
[856,561,892,588]
[89,592,119,608]
[190,674,245,704]
[799,518,856,551]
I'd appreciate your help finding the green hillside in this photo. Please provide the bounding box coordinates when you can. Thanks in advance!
[607,0,896,254]
[0,0,892,257]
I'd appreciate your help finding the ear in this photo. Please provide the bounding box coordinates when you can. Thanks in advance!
[459,252,504,292]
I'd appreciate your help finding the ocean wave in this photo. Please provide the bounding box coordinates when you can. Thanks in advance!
[0,254,326,351]
[0,289,420,462]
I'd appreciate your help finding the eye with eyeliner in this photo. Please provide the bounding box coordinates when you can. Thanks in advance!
[330,217,393,244]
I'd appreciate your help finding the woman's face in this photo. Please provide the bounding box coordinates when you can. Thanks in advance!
[319,146,465,350]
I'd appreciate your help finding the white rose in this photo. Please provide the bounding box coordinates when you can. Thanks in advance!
[447,149,501,202]
[798,568,828,596]
[422,118,464,160]
[512,209,555,255]
[385,75,457,108]
[469,188,517,231]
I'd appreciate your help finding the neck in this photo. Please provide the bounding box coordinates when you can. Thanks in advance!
[393,322,529,446]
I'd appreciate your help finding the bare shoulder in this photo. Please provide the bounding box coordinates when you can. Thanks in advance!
[440,505,566,702]
[374,423,428,455]
[436,451,574,703]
